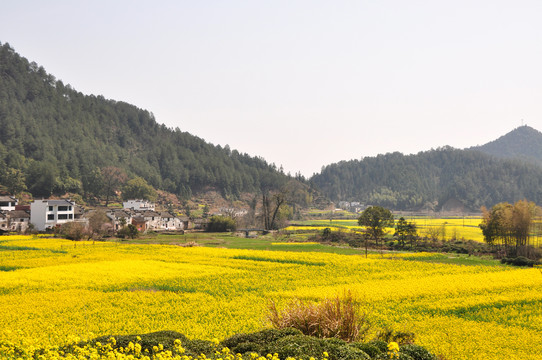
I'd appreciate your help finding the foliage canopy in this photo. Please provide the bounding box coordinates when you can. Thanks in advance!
[0,42,291,200]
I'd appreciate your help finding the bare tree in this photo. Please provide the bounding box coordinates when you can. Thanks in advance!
[100,166,127,206]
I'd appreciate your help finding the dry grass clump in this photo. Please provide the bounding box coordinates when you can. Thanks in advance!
[178,241,201,247]
[267,291,370,342]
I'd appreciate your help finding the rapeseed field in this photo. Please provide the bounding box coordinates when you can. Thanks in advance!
[0,235,541,359]
[285,217,485,242]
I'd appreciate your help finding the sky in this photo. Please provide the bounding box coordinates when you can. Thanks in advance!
[2,1,541,176]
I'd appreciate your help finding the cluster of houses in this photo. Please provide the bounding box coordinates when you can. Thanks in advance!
[336,201,367,213]
[0,196,31,233]
[108,200,189,232]
[0,196,189,234]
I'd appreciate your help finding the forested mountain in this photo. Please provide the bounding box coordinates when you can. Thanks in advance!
[472,125,542,167]
[311,147,542,211]
[0,42,291,200]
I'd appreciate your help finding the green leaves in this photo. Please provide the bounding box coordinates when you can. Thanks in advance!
[358,206,394,239]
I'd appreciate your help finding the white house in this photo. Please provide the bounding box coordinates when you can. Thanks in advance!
[0,212,8,233]
[30,199,76,231]
[106,209,134,231]
[142,210,161,230]
[123,199,155,211]
[7,210,30,232]
[0,196,18,211]
[159,212,184,230]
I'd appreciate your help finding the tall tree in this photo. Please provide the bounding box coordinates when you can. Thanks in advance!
[480,200,541,257]
[3,168,26,195]
[81,166,104,202]
[395,217,418,247]
[358,206,394,254]
[101,166,127,206]
[122,176,157,201]
[26,161,57,198]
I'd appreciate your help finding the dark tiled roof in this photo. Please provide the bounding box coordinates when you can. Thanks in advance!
[38,199,74,206]
[142,211,160,217]
[7,210,30,218]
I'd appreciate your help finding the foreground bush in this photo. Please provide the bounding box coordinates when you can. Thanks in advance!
[1,329,438,360]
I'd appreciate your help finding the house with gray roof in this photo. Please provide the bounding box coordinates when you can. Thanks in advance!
[6,210,30,232]
[0,196,18,211]
[30,199,76,231]
[0,212,7,233]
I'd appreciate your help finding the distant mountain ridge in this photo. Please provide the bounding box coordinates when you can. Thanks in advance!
[472,125,542,166]
[311,127,542,211]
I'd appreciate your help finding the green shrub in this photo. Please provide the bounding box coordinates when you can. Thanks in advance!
[273,334,370,360]
[512,256,535,267]
[44,329,438,360]
[501,256,537,267]
[376,327,416,345]
[185,339,215,356]
[221,328,302,355]
[117,224,139,239]
[206,216,237,232]
[348,341,383,358]
[400,344,438,360]
[374,353,414,360]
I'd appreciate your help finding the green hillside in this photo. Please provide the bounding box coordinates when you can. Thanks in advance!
[0,42,290,200]
[473,125,542,166]
[311,147,542,211]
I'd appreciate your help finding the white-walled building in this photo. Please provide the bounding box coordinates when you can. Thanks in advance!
[7,210,30,232]
[30,199,76,231]
[123,199,155,211]
[0,212,7,232]
[0,196,18,211]
[106,209,134,231]
[160,212,184,230]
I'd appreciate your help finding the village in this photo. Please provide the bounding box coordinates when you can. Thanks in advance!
[0,195,192,235]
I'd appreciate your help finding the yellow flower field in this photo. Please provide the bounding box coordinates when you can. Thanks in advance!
[1,236,541,359]
[285,217,486,242]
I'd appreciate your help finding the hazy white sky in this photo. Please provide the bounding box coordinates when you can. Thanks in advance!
[2,1,541,176]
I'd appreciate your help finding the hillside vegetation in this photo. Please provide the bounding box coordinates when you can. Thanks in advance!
[0,42,291,200]
[473,125,542,167]
[311,147,542,211]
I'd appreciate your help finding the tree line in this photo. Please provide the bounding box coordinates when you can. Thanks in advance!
[479,199,542,259]
[311,147,542,211]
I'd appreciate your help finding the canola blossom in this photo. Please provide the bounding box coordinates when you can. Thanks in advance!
[285,217,486,242]
[0,335,327,360]
[0,236,541,359]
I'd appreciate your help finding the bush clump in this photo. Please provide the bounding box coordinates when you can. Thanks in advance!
[400,344,438,360]
[273,334,370,360]
[268,291,370,342]
[500,256,538,267]
[206,215,237,232]
[29,328,440,360]
[220,328,302,354]
[74,330,214,357]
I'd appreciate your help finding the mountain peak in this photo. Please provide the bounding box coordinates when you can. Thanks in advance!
[472,125,542,166]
